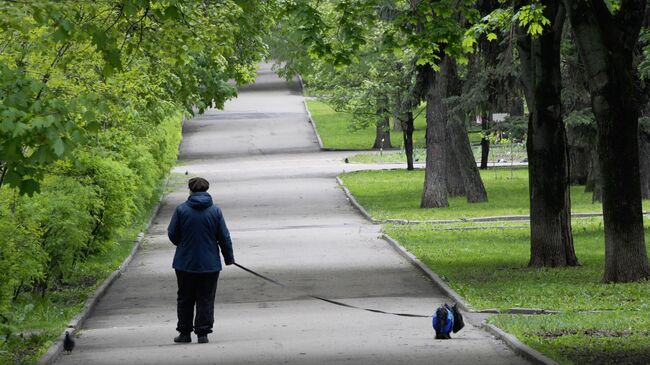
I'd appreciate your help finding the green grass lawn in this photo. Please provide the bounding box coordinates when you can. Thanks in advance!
[347,143,528,164]
[385,220,650,364]
[491,312,650,365]
[386,220,650,311]
[340,168,650,221]
[306,100,427,150]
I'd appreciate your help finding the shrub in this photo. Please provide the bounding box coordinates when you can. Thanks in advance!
[0,188,46,316]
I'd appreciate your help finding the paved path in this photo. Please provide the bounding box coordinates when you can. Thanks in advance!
[55,64,528,365]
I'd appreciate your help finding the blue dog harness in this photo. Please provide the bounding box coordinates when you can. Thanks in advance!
[432,305,454,334]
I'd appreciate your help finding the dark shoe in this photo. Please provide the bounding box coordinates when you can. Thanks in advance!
[174,333,191,343]
[197,335,209,344]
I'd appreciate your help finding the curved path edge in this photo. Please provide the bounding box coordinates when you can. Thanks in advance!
[482,323,559,365]
[380,234,472,312]
[297,75,326,151]
[37,178,169,365]
[336,177,561,365]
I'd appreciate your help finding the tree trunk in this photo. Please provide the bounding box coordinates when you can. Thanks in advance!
[393,110,403,132]
[373,114,392,149]
[446,57,488,203]
[639,131,650,199]
[446,131,466,197]
[517,0,578,267]
[568,145,589,185]
[565,0,650,282]
[420,59,449,208]
[480,115,490,169]
[448,119,488,203]
[401,111,415,170]
[585,147,603,202]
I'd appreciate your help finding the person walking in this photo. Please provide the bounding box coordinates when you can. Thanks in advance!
[167,177,234,344]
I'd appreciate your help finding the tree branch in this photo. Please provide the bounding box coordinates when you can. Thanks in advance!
[35,42,71,100]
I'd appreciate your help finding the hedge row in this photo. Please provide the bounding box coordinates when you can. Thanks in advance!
[0,110,182,333]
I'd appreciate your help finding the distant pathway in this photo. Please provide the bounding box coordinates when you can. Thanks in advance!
[54,64,528,364]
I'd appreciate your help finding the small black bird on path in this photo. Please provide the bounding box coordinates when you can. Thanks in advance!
[63,331,75,353]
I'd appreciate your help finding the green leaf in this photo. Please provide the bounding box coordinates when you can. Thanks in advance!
[164,6,180,20]
[462,35,477,50]
[52,138,65,156]
[104,49,122,69]
[12,122,28,137]
[19,178,40,197]
[92,30,109,50]
[0,119,15,133]
[32,8,49,24]
[31,116,54,130]
[487,33,497,41]
[53,27,69,42]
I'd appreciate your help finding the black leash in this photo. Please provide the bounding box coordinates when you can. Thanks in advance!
[234,263,431,319]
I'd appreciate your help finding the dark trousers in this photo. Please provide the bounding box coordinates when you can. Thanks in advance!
[175,270,220,336]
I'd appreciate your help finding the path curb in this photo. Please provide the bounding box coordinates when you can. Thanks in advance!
[336,177,378,223]
[37,179,168,365]
[303,99,325,150]
[297,75,326,150]
[482,323,559,365]
[379,212,613,225]
[380,233,472,313]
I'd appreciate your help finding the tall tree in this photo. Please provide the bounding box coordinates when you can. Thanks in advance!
[516,0,578,267]
[274,0,487,199]
[564,0,650,282]
[403,0,485,208]
[420,58,451,207]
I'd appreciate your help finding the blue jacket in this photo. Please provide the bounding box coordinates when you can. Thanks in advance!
[168,192,234,272]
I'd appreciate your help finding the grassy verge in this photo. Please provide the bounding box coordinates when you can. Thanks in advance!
[0,172,185,364]
[384,220,650,364]
[340,168,650,221]
[347,143,527,164]
[386,220,650,311]
[490,312,650,365]
[306,100,427,150]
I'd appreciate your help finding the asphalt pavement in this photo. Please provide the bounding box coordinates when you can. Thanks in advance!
[53,64,529,365]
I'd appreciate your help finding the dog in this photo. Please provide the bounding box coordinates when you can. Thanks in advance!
[432,303,464,339]
[433,306,453,339]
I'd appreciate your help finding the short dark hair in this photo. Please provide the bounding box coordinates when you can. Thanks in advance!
[188,177,209,192]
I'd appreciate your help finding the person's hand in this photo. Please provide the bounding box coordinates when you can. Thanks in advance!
[225,261,234,266]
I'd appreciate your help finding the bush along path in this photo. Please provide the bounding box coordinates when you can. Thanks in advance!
[0,113,183,365]
[339,173,650,365]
